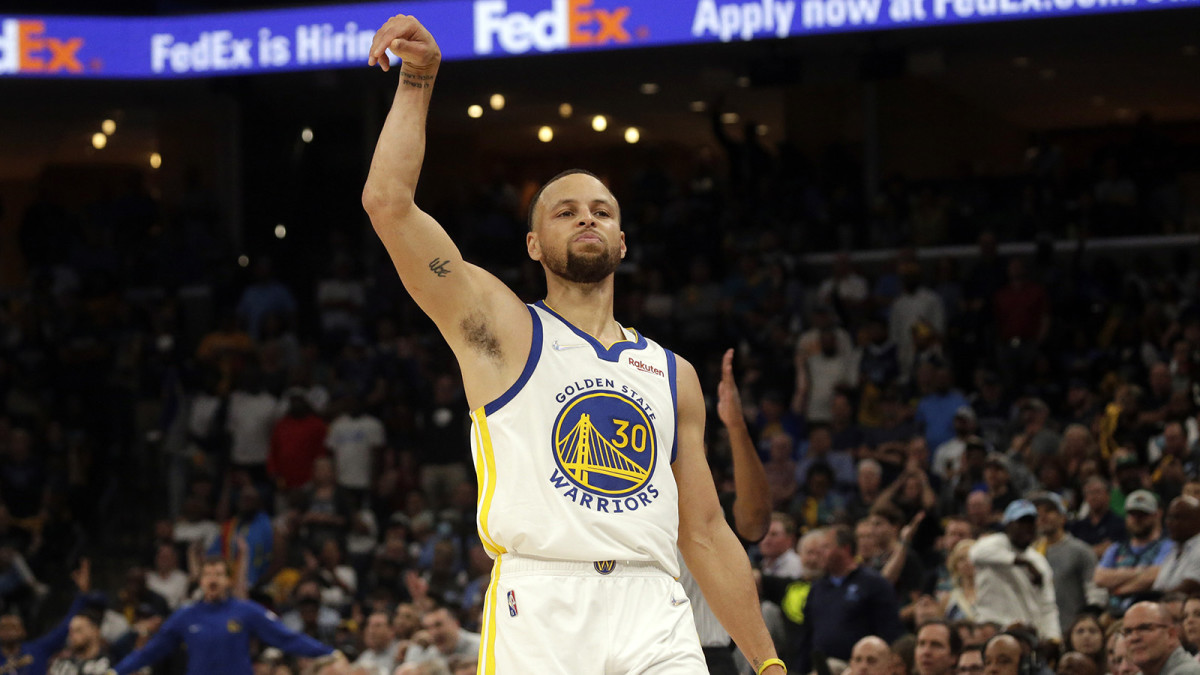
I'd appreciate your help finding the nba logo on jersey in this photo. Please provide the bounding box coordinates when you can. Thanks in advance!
[507,589,518,617]
[594,560,616,575]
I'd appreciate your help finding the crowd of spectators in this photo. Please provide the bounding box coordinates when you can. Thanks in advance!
[0,111,1195,675]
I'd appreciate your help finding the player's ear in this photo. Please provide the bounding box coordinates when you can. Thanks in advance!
[527,230,542,261]
[619,232,626,259]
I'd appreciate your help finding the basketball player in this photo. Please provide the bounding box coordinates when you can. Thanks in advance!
[363,14,785,675]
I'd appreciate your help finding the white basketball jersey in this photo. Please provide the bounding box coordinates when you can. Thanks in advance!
[470,302,681,576]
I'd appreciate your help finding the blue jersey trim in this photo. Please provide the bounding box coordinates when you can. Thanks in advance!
[534,300,646,363]
[666,349,679,463]
[483,305,542,416]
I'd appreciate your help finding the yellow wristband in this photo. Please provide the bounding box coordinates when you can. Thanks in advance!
[757,658,787,675]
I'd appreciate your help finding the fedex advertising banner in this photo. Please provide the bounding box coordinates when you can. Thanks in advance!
[0,0,1195,79]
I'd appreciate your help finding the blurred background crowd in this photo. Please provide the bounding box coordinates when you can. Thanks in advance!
[0,3,1199,672]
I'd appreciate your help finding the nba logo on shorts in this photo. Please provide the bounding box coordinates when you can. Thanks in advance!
[507,590,518,617]
[594,560,616,575]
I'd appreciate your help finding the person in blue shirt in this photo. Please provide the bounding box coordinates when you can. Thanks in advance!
[107,558,344,675]
[0,559,90,675]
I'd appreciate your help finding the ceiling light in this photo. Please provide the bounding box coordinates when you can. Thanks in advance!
[756,124,769,136]
[538,126,554,143]
[639,83,659,95]
[149,152,162,169]
[624,127,640,144]
[468,105,483,118]
[592,115,608,132]
[689,101,707,113]
[301,127,313,143]
[91,133,107,149]
[489,93,505,111]
[735,76,751,88]
[720,112,740,125]
[101,119,116,135]
[274,224,287,239]
[558,103,573,118]
[237,255,250,268]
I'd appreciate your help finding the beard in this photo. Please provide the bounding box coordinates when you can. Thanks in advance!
[544,242,621,284]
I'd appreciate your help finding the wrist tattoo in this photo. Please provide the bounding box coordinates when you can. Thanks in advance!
[429,257,451,277]
[400,70,435,89]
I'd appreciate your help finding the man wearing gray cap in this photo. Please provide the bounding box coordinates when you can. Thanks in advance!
[1032,492,1103,634]
[969,499,1061,640]
[1094,489,1175,617]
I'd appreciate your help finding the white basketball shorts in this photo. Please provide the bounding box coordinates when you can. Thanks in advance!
[476,553,708,674]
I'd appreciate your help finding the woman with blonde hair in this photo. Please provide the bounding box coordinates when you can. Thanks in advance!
[942,538,978,621]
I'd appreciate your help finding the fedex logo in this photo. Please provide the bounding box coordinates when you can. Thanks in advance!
[0,19,85,75]
[474,0,634,55]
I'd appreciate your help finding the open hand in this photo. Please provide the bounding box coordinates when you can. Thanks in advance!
[717,348,745,428]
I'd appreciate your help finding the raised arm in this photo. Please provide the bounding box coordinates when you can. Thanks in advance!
[717,348,770,541]
[361,15,528,407]
[674,356,784,675]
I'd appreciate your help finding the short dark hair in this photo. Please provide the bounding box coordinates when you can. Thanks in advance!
[832,524,856,556]
[919,619,964,655]
[201,556,232,576]
[527,168,605,231]
[957,645,984,663]
[871,503,907,529]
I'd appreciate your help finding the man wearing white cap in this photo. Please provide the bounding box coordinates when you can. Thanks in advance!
[969,499,1062,641]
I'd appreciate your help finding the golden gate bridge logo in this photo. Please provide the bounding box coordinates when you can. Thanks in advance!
[553,391,656,497]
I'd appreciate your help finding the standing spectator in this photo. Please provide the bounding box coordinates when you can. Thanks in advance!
[226,370,279,495]
[1033,492,1101,634]
[1152,496,1200,593]
[817,254,870,321]
[1095,489,1174,617]
[932,407,977,481]
[993,258,1050,388]
[208,485,273,587]
[145,543,189,611]
[1121,601,1200,675]
[281,579,340,644]
[759,513,804,578]
[796,525,904,673]
[301,457,353,550]
[795,426,855,494]
[315,255,366,348]
[1070,477,1127,560]
[268,389,329,494]
[890,262,946,383]
[326,395,386,511]
[794,318,858,424]
[236,258,297,341]
[415,375,471,511]
[847,458,884,523]
[969,500,1061,641]
[916,358,970,451]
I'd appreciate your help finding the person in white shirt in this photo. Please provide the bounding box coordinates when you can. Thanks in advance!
[144,544,190,611]
[889,262,946,383]
[969,499,1061,641]
[932,407,978,481]
[226,371,279,479]
[325,395,386,509]
[759,513,805,578]
[353,612,397,675]
[816,253,869,315]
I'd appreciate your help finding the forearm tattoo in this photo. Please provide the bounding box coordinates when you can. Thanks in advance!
[400,70,435,89]
[429,258,451,277]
